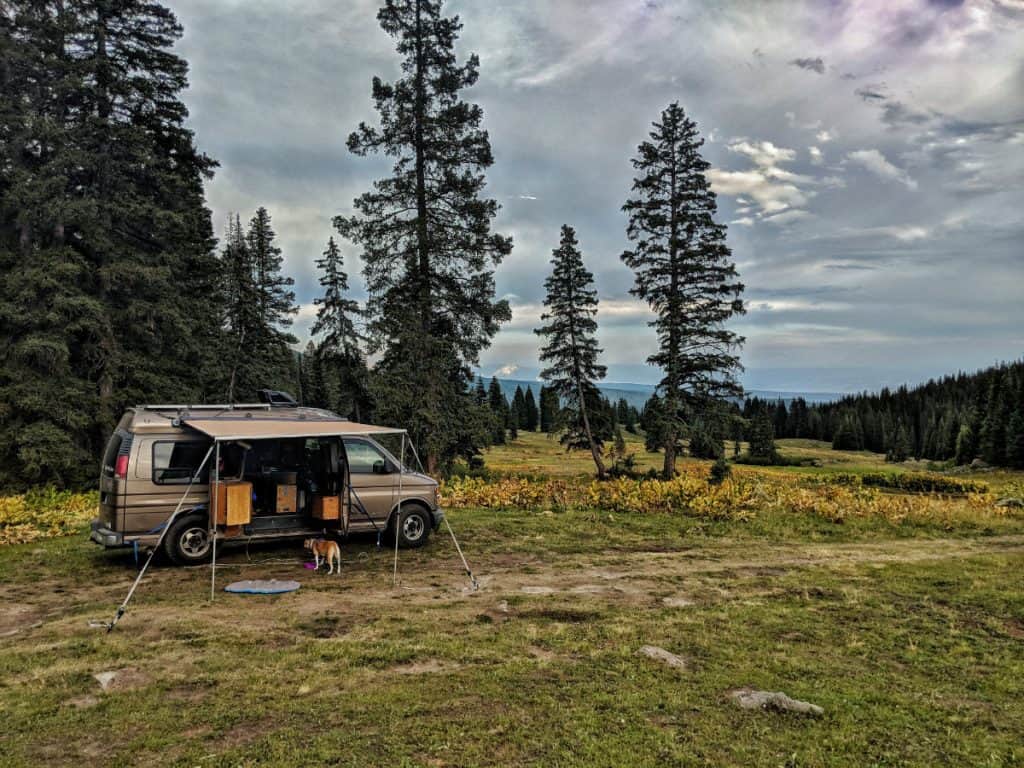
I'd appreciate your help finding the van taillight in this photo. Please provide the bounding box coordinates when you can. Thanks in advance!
[115,455,129,478]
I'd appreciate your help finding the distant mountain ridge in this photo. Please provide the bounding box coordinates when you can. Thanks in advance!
[485,378,842,410]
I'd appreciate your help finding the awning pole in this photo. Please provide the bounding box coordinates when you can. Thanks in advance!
[100,444,215,631]
[210,440,220,602]
[405,438,478,591]
[392,432,405,587]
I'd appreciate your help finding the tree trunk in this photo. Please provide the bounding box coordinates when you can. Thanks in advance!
[411,0,437,473]
[577,377,607,480]
[662,431,676,479]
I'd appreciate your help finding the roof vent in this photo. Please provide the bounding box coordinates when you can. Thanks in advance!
[256,389,299,408]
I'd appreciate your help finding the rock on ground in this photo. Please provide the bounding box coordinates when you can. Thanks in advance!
[638,645,688,669]
[729,687,823,716]
[93,671,118,692]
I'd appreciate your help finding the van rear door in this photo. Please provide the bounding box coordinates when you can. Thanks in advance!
[98,425,133,529]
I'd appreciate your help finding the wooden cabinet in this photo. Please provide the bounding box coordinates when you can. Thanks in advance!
[276,484,298,514]
[213,481,252,526]
[312,495,340,521]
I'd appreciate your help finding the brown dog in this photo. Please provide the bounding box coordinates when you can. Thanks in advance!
[304,538,341,575]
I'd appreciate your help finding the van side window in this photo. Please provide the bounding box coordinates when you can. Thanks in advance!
[153,441,210,484]
[344,439,388,474]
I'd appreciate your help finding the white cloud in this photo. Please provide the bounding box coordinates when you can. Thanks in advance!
[847,149,917,190]
[763,208,812,226]
[729,140,796,167]
[809,146,823,165]
[815,129,835,143]
[493,363,520,377]
[710,137,819,224]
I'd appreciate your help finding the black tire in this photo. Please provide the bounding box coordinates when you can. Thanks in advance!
[163,513,213,566]
[392,505,431,549]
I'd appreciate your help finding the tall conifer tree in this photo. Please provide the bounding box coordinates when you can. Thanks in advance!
[336,0,511,472]
[621,103,745,478]
[312,236,371,420]
[0,1,219,487]
[535,225,608,479]
[524,387,539,431]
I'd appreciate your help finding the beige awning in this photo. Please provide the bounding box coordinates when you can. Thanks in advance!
[182,417,406,442]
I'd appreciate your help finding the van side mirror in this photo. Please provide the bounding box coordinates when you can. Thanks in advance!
[372,459,388,475]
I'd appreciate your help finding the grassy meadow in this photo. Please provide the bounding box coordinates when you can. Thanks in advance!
[2,434,1024,766]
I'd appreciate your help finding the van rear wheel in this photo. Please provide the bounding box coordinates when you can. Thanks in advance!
[164,514,213,566]
[393,506,431,549]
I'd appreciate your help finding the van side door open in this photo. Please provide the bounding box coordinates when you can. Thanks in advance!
[343,437,397,525]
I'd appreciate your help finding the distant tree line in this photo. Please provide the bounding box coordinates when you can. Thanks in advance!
[464,377,639,454]
[767,362,1023,467]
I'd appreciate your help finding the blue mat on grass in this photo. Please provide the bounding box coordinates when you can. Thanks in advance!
[224,579,301,595]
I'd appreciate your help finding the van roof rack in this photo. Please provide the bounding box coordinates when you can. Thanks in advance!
[137,403,272,411]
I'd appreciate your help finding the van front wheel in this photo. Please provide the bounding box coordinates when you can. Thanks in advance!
[393,506,431,549]
[164,514,213,566]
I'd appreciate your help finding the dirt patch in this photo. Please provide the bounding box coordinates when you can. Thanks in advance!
[167,680,214,703]
[0,602,44,637]
[518,607,600,624]
[67,694,100,709]
[215,716,276,749]
[1004,619,1024,639]
[295,611,355,638]
[391,659,461,675]
[520,585,556,594]
[662,596,695,608]
[528,646,558,662]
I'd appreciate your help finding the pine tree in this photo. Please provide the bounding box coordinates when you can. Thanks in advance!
[539,385,558,434]
[524,387,539,431]
[336,0,511,472]
[312,236,371,420]
[0,1,220,488]
[886,423,911,463]
[487,377,507,445]
[747,411,776,460]
[473,376,487,407]
[221,215,261,402]
[535,225,608,479]
[512,385,528,429]
[955,422,975,465]
[621,103,745,479]
[246,207,297,389]
[979,374,1009,466]
[1006,408,1024,469]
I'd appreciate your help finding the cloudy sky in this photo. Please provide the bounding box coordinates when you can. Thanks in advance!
[170,0,1023,393]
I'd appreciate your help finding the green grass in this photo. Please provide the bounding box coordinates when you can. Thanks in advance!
[484,432,1024,494]
[2,509,1024,767]
[3,436,1024,766]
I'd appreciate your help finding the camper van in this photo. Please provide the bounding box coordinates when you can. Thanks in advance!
[89,398,443,565]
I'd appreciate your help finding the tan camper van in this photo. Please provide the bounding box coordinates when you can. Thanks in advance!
[90,400,443,565]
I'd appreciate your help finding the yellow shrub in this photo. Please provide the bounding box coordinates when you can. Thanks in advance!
[440,466,1011,528]
[0,488,97,546]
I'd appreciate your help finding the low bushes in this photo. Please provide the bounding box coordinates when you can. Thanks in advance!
[0,488,97,545]
[732,453,815,467]
[441,466,1006,527]
[828,472,988,495]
